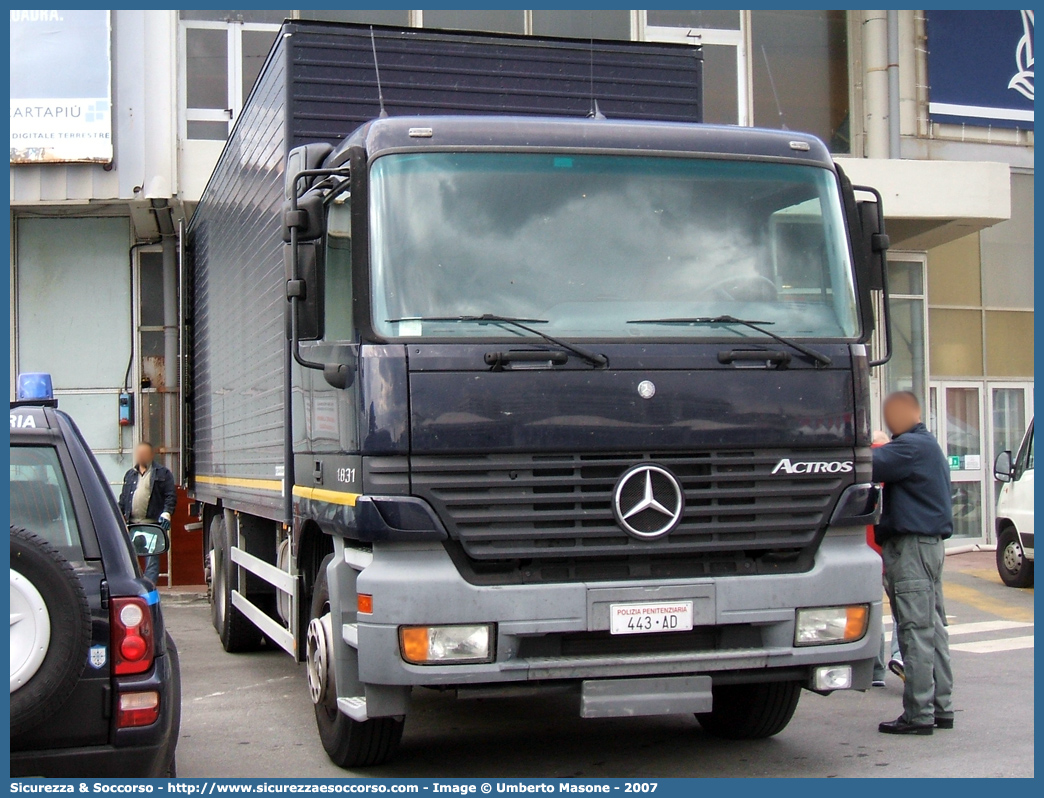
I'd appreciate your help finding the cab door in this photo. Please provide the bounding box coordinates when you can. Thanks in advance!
[1005,421,1035,553]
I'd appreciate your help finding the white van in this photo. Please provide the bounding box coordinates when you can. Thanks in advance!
[994,418,1034,588]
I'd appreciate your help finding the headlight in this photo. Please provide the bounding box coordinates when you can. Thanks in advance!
[795,605,869,646]
[399,624,494,664]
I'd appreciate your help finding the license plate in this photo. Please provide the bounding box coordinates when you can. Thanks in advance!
[609,601,694,635]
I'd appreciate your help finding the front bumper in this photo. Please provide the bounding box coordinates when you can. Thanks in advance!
[337,529,881,698]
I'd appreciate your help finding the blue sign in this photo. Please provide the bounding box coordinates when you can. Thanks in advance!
[926,10,1033,130]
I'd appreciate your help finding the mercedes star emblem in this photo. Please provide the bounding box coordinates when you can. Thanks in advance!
[612,464,684,539]
[637,380,656,399]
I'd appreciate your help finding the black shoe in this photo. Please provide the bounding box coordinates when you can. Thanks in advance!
[879,716,934,735]
[935,717,954,729]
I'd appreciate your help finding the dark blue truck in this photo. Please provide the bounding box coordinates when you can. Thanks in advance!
[185,21,892,767]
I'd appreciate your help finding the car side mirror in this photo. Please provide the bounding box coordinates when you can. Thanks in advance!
[128,523,170,556]
[994,450,1014,483]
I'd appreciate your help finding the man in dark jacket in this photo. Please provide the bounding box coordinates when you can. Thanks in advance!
[118,442,177,584]
[873,392,954,735]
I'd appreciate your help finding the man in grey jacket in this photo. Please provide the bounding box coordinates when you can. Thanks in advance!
[872,391,955,735]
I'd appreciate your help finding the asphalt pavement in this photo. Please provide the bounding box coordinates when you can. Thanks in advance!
[163,550,1033,778]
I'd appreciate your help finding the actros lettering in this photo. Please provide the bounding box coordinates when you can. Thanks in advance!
[772,458,854,475]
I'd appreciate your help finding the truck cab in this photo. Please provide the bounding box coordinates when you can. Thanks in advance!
[282,117,885,765]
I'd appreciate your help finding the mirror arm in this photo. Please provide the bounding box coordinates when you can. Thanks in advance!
[855,184,893,368]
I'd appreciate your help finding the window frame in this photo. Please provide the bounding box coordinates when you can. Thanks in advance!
[10,444,89,561]
[870,252,929,433]
[640,11,749,126]
[179,17,282,141]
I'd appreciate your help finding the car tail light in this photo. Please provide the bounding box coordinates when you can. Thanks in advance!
[117,691,160,728]
[111,597,154,675]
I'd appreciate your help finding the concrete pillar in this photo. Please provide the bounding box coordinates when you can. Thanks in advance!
[887,10,900,158]
[862,11,889,159]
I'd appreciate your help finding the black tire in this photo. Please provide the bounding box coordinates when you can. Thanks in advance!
[209,515,263,652]
[311,555,404,768]
[996,525,1034,588]
[164,633,182,777]
[10,526,92,736]
[696,680,802,740]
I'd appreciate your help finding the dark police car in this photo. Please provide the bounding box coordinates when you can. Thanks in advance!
[10,373,181,777]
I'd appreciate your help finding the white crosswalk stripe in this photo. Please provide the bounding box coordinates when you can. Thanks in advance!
[950,635,1034,654]
[881,616,1034,653]
[881,617,1032,636]
[943,620,1033,636]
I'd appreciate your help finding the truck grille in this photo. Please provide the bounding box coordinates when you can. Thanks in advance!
[410,450,851,561]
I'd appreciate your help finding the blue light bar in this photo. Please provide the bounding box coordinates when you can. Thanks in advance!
[17,372,54,402]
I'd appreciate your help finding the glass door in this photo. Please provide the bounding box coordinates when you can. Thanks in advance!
[931,381,988,544]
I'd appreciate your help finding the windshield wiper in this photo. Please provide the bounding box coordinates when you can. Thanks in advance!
[386,314,608,368]
[627,314,832,367]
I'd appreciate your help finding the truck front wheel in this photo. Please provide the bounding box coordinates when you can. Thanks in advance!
[309,555,404,768]
[996,525,1034,588]
[696,680,802,739]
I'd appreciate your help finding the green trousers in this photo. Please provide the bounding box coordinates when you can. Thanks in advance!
[881,534,954,725]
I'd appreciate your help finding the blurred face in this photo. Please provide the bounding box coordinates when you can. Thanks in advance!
[883,395,921,436]
[134,444,154,469]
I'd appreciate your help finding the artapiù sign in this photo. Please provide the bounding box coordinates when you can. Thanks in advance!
[10,10,113,163]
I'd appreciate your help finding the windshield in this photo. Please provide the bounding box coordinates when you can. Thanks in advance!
[370,152,860,340]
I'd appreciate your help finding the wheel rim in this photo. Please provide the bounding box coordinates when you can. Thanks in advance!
[10,569,52,693]
[306,612,333,706]
[1002,540,1023,573]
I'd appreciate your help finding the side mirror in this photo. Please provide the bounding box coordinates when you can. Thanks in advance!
[994,450,1014,483]
[285,242,324,341]
[128,523,170,556]
[853,186,892,368]
[858,199,890,290]
[285,142,334,201]
[282,192,325,242]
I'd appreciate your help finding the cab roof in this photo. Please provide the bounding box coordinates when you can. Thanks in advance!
[327,115,834,170]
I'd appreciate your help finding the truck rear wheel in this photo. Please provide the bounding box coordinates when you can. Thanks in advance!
[696,680,802,739]
[209,515,263,652]
[309,555,404,768]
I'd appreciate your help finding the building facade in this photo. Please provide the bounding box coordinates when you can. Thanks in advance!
[10,10,1033,582]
